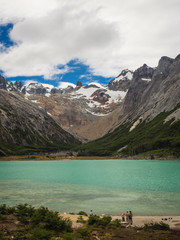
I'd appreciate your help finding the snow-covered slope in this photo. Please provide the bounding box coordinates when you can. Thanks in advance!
[0,69,133,116]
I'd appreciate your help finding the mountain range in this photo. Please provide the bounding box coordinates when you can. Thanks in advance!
[0,53,180,158]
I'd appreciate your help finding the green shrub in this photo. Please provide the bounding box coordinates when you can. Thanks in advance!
[88,215,112,226]
[15,203,35,224]
[13,229,29,240]
[44,212,72,232]
[30,228,52,240]
[77,227,90,238]
[88,215,100,225]
[63,233,75,240]
[31,207,72,232]
[0,204,16,215]
[0,204,7,215]
[98,216,112,226]
[110,219,121,228]
[143,222,170,231]
[78,211,88,216]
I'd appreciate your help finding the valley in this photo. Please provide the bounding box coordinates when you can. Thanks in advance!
[0,54,180,159]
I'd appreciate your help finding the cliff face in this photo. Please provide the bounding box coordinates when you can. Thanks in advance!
[0,90,79,154]
[122,55,180,123]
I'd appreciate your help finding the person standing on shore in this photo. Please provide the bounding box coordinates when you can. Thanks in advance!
[121,212,125,222]
[125,211,129,223]
[129,211,133,225]
[89,210,93,216]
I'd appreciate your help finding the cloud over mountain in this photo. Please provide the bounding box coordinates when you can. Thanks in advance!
[0,0,180,79]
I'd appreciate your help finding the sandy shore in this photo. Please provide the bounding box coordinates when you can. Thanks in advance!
[59,213,180,230]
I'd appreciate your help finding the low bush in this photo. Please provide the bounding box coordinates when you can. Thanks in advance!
[110,219,122,228]
[78,211,88,216]
[15,203,35,224]
[31,207,72,232]
[143,222,170,231]
[0,204,16,215]
[88,215,112,226]
[63,232,75,240]
[13,229,29,240]
[88,215,100,225]
[77,227,90,237]
[30,227,53,240]
[99,216,112,226]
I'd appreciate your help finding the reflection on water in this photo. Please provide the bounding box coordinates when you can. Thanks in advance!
[0,160,180,215]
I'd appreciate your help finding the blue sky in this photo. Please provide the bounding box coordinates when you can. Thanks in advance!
[0,0,179,88]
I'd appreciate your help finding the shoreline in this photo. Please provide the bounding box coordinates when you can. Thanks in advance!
[0,155,179,161]
[59,213,180,230]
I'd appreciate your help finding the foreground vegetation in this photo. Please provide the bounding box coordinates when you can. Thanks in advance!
[0,204,180,240]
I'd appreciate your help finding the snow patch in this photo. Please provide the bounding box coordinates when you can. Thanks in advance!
[75,86,100,98]
[141,78,151,82]
[105,89,127,103]
[114,71,133,82]
[31,100,37,103]
[41,83,54,90]
[24,80,38,86]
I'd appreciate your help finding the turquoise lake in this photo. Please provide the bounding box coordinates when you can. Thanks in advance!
[0,160,180,215]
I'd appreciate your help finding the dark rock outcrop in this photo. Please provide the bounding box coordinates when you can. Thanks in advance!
[123,64,154,114]
[133,64,155,80]
[122,55,180,122]
[108,69,133,91]
[76,81,82,87]
[26,83,47,95]
[91,89,110,105]
[0,75,7,90]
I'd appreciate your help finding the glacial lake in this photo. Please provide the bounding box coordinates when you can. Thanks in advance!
[0,159,180,215]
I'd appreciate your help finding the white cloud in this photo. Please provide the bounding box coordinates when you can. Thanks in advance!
[58,82,76,89]
[23,80,38,86]
[0,0,180,79]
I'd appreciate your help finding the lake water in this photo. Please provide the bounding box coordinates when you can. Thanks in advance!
[0,160,180,215]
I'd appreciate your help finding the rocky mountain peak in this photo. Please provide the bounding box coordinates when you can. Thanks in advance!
[76,81,82,87]
[108,69,133,91]
[13,81,23,90]
[133,64,155,81]
[0,75,7,90]
[153,56,174,78]
[25,82,48,95]
[174,53,180,62]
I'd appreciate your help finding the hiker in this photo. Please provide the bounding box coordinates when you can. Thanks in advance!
[129,211,133,225]
[121,212,125,222]
[125,211,129,223]
[89,210,93,216]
